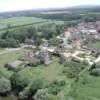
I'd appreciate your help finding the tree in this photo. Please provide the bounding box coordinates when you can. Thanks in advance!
[33,88,60,100]
[63,62,85,78]
[90,68,100,76]
[7,24,11,29]
[0,77,11,95]
[18,78,47,99]
[30,78,46,94]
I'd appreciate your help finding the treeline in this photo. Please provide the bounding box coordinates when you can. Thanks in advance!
[33,13,100,22]
[34,13,82,21]
[0,21,47,31]
[0,23,67,48]
[0,6,100,19]
[0,39,20,48]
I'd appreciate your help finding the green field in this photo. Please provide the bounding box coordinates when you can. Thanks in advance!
[0,16,64,30]
[74,75,100,100]
[0,16,100,100]
[0,49,26,78]
[94,41,100,49]
[0,52,67,100]
[0,16,64,35]
[0,17,46,30]
[0,49,100,100]
[0,53,66,82]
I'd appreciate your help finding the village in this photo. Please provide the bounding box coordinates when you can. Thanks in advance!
[3,21,100,74]
[0,1,100,100]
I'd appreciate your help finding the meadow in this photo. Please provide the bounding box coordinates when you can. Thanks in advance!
[0,49,26,78]
[94,41,100,49]
[0,14,100,100]
[0,16,64,35]
[75,75,100,100]
[0,17,46,29]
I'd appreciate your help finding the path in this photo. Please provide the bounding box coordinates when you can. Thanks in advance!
[0,46,24,55]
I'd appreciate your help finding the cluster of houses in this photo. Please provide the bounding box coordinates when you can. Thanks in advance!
[78,21,100,40]
[4,21,100,71]
[56,21,100,67]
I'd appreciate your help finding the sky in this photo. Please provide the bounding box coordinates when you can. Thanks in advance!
[0,0,100,12]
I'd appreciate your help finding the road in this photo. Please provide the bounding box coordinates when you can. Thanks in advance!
[0,46,24,55]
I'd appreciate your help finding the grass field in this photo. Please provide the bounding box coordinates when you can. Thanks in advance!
[0,49,26,78]
[60,72,100,100]
[0,17,46,30]
[0,16,64,30]
[0,48,5,52]
[0,49,100,100]
[0,16,64,35]
[75,75,100,100]
[18,57,66,83]
[0,49,66,81]
[94,41,100,49]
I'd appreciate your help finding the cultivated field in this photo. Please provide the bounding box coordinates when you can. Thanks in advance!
[0,17,46,29]
[0,16,64,35]
[0,16,64,29]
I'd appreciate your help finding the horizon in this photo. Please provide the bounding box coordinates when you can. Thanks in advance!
[0,0,100,13]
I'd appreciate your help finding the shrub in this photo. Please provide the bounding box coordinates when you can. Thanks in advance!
[10,72,29,92]
[30,78,47,94]
[82,59,89,65]
[48,79,65,95]
[33,88,48,100]
[0,39,20,48]
[63,62,85,78]
[52,79,66,87]
[18,78,47,100]
[18,86,30,100]
[0,77,11,95]
[33,88,60,100]
[90,68,100,76]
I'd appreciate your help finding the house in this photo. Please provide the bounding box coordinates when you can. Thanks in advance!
[5,60,23,71]
[64,31,72,40]
[61,52,72,62]
[96,21,100,33]
[24,38,35,49]
[88,29,97,35]
[40,49,52,65]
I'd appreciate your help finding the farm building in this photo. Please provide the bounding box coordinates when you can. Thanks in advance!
[21,50,40,66]
[61,52,72,62]
[5,60,23,71]
[40,49,52,65]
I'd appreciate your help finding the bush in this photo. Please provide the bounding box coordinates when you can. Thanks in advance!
[0,39,20,48]
[82,59,89,65]
[10,72,29,92]
[33,88,60,100]
[52,79,66,87]
[18,86,30,100]
[18,78,47,100]
[48,79,65,95]
[0,77,11,95]
[63,62,85,78]
[30,78,47,94]
[33,88,48,100]
[90,68,100,76]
